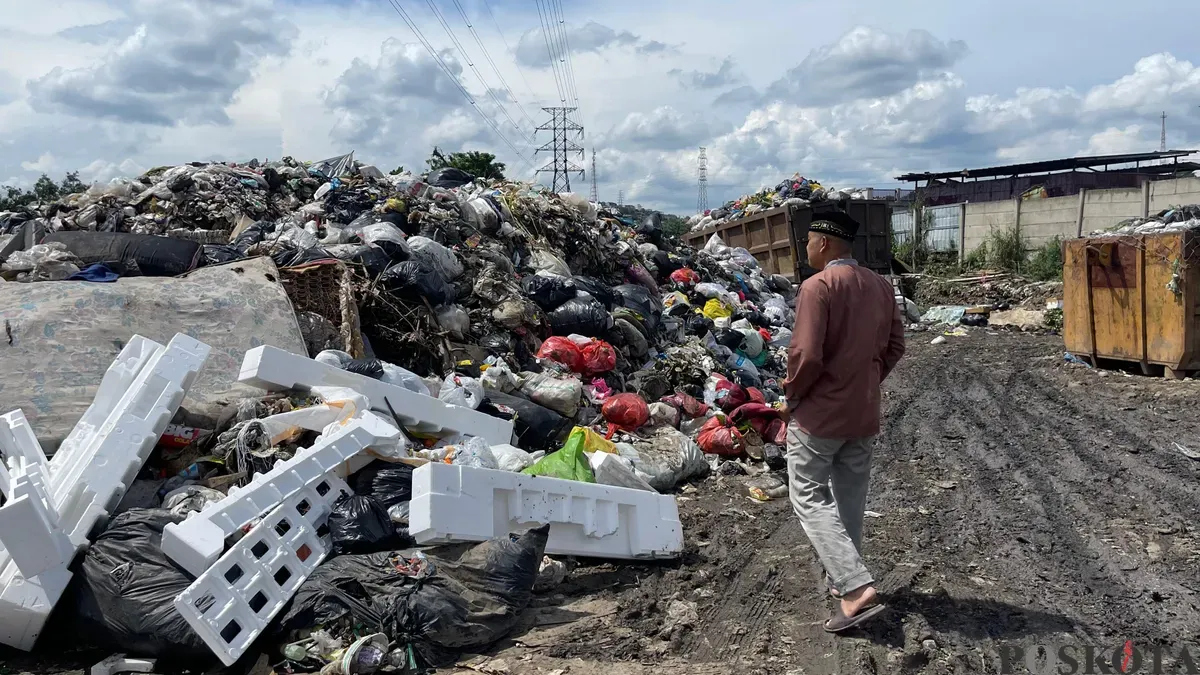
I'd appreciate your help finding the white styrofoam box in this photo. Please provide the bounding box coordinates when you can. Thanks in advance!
[161,416,385,577]
[175,490,337,665]
[0,410,47,474]
[239,345,513,445]
[410,463,683,560]
[48,334,210,548]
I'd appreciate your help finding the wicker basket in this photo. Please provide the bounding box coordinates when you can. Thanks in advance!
[279,260,365,358]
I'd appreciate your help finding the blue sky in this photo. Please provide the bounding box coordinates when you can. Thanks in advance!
[2,0,1199,214]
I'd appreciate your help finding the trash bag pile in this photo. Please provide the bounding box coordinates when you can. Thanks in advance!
[684,171,874,233]
[1,151,805,673]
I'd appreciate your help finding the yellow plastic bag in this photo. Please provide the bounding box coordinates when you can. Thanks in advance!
[703,298,733,320]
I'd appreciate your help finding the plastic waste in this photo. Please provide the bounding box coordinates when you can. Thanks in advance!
[479,390,572,451]
[446,436,499,469]
[536,336,584,372]
[522,273,577,311]
[355,223,411,262]
[697,415,745,456]
[380,260,454,304]
[438,373,485,409]
[408,236,463,280]
[518,372,583,418]
[329,494,415,555]
[435,304,470,338]
[601,393,650,432]
[351,461,414,508]
[427,167,475,188]
[493,444,534,472]
[547,297,612,337]
[523,433,596,483]
[529,247,572,277]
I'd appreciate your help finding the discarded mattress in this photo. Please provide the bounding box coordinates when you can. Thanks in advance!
[409,462,683,559]
[0,257,306,451]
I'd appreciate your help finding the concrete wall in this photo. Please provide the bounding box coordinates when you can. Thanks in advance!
[1081,187,1145,235]
[1149,177,1200,213]
[963,200,1016,253]
[1019,195,1078,248]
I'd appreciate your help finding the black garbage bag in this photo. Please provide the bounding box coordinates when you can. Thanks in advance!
[277,526,548,670]
[713,328,744,350]
[638,213,663,246]
[571,276,616,308]
[68,509,212,661]
[651,251,682,280]
[687,315,715,336]
[547,297,611,337]
[325,243,391,277]
[351,461,415,508]
[200,244,244,266]
[380,260,454,305]
[353,221,411,262]
[342,358,384,379]
[521,274,576,311]
[480,390,572,451]
[45,231,202,277]
[479,333,515,355]
[329,495,415,556]
[613,284,661,331]
[426,167,475,189]
[231,220,275,252]
[270,244,331,268]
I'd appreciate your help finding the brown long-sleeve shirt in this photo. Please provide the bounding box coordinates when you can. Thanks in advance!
[785,260,905,439]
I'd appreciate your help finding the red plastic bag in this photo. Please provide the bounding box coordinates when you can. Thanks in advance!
[537,337,583,372]
[713,379,750,413]
[601,393,650,432]
[757,327,773,344]
[746,387,766,405]
[670,268,700,285]
[659,392,708,419]
[731,403,786,445]
[696,416,744,456]
[579,340,616,376]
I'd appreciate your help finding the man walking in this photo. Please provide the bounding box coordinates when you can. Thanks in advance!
[785,210,906,633]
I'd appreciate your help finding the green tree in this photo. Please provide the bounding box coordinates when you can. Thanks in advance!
[33,174,61,203]
[59,171,87,197]
[389,166,407,176]
[426,147,506,180]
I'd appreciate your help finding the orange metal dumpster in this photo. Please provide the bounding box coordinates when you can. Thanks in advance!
[1063,231,1200,375]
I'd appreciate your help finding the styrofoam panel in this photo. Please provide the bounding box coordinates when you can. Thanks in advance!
[0,465,73,579]
[239,345,513,445]
[48,334,210,548]
[0,410,47,475]
[175,491,338,665]
[161,417,382,577]
[410,463,683,560]
[0,562,71,650]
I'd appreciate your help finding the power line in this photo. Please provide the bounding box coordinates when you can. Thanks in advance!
[533,0,568,103]
[548,0,579,105]
[478,0,542,109]
[449,0,538,134]
[382,0,532,169]
[421,0,526,138]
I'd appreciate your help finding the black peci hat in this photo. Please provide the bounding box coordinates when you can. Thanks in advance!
[808,210,860,242]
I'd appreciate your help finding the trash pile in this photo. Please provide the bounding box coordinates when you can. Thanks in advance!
[0,153,802,672]
[1093,204,1200,236]
[683,172,872,233]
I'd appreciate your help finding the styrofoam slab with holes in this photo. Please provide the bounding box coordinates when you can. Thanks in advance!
[175,488,341,666]
[161,415,386,577]
[410,463,683,560]
[0,334,210,652]
[0,465,73,579]
[239,345,513,445]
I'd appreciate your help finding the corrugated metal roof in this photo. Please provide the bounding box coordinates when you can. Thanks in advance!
[896,150,1196,182]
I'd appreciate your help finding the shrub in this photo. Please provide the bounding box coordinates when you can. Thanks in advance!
[1026,237,1064,281]
[986,227,1026,273]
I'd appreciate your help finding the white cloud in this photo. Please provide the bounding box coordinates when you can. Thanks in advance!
[20,152,57,173]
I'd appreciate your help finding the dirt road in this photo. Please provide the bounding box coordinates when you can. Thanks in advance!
[464,331,1200,674]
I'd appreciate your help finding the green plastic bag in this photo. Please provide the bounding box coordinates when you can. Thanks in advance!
[522,428,597,483]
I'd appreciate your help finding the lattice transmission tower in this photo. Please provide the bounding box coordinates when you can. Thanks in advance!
[535,107,585,193]
[590,148,598,202]
[1161,111,1168,152]
[696,146,709,212]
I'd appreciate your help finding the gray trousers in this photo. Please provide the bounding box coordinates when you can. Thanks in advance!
[785,422,875,595]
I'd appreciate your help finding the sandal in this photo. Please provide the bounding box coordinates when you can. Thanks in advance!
[823,602,887,633]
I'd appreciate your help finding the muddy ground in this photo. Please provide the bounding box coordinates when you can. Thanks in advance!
[450,331,1200,675]
[5,331,1199,675]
